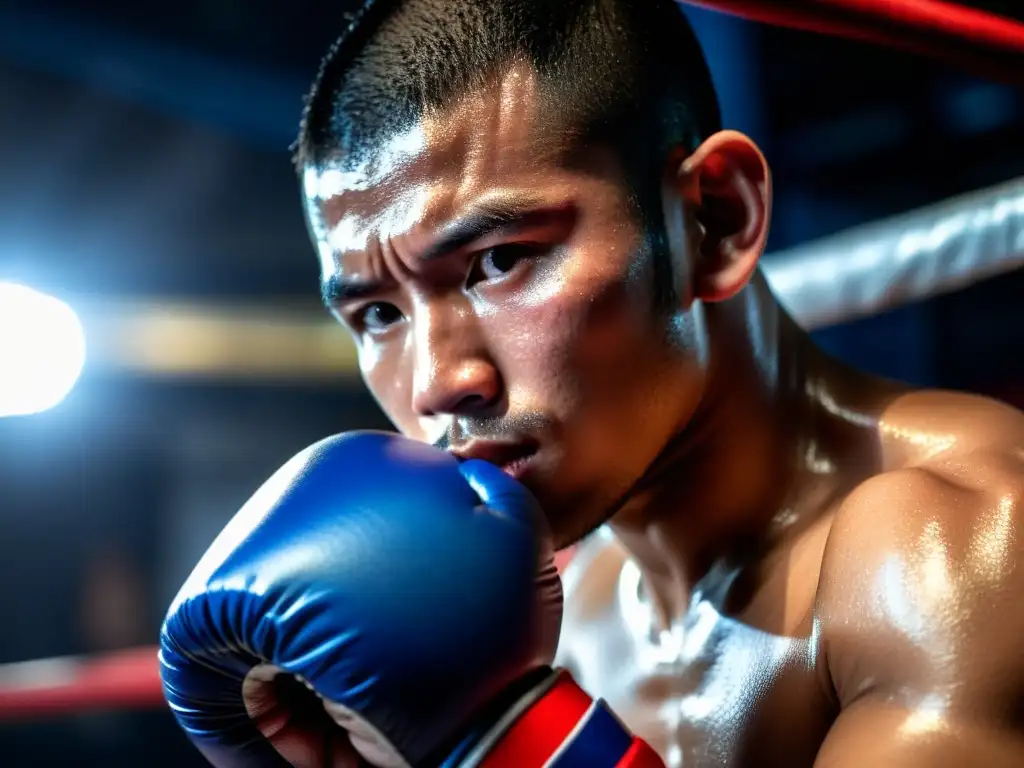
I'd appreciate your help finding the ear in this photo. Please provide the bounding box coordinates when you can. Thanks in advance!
[664,131,772,303]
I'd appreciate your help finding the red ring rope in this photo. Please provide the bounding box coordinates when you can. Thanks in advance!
[0,647,163,720]
[685,0,1024,83]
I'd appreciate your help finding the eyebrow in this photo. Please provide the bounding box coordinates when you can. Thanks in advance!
[321,274,380,306]
[422,195,547,260]
[321,194,552,308]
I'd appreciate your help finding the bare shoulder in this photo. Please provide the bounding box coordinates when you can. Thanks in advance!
[816,394,1024,706]
[878,388,1024,464]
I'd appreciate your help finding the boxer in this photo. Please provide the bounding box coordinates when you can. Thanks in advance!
[164,0,1024,765]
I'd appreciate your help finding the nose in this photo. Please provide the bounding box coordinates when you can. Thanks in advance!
[410,301,502,419]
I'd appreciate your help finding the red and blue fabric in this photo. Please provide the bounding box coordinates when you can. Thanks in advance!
[481,672,664,768]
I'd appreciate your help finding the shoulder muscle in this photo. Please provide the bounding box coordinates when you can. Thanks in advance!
[816,449,1024,714]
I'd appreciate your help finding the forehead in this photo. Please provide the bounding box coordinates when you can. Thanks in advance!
[303,63,572,270]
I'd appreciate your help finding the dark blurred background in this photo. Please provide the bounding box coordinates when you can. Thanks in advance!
[1,1,1023,765]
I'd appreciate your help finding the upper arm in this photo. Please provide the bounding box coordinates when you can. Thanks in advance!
[815,454,1024,763]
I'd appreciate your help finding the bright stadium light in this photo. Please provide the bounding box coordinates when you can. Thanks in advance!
[0,281,86,417]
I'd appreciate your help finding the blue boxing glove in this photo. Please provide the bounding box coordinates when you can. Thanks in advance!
[159,431,563,767]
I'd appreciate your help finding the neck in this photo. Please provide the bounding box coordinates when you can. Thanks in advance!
[608,278,884,627]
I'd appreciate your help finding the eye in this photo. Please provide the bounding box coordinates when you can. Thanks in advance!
[353,302,404,333]
[474,243,541,283]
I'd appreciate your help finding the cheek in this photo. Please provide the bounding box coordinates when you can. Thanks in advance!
[359,346,420,439]
[500,256,662,408]
[555,261,658,373]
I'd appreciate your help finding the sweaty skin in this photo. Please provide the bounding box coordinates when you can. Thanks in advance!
[303,62,1024,767]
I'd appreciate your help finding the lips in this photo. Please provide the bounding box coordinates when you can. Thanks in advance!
[450,440,538,474]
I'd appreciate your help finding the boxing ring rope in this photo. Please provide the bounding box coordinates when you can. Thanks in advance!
[768,176,1024,330]
[0,648,164,721]
[686,0,1024,84]
[2,0,1024,728]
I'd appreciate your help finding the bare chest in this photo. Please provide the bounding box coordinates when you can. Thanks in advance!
[559,559,835,768]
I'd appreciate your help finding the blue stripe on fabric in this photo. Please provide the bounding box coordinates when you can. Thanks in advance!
[548,701,633,768]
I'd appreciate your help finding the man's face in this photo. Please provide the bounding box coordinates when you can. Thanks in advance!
[303,65,706,546]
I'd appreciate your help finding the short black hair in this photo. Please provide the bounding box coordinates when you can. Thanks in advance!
[294,0,721,217]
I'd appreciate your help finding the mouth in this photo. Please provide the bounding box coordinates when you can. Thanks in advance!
[450,439,539,479]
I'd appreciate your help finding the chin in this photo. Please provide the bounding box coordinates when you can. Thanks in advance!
[533,486,608,551]
[513,448,619,547]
